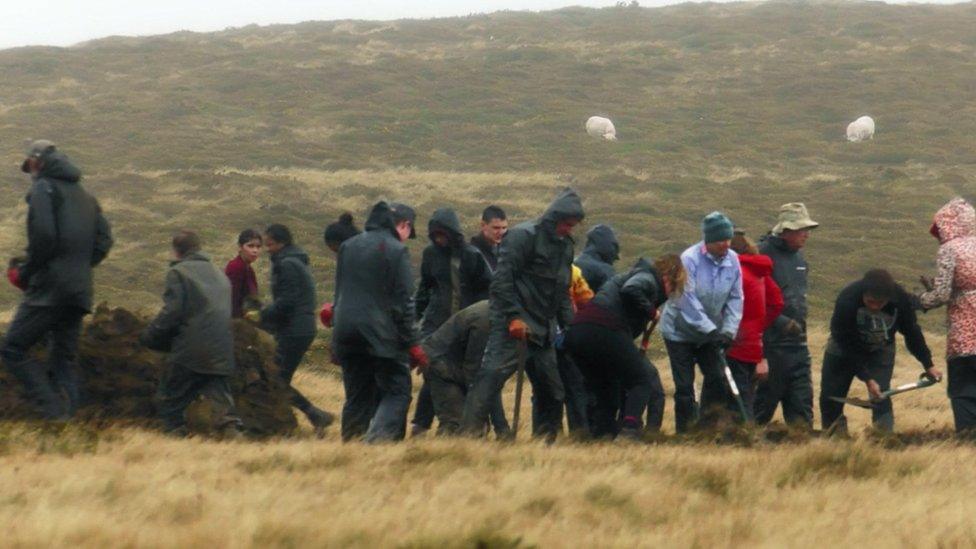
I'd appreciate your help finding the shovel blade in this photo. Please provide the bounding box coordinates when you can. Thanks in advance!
[828,396,876,409]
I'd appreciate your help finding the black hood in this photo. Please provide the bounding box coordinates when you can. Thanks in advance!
[632,257,668,308]
[427,207,464,247]
[583,224,619,263]
[365,201,400,239]
[540,188,585,228]
[34,151,81,183]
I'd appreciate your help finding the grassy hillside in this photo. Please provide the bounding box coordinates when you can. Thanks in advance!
[0,1,974,318]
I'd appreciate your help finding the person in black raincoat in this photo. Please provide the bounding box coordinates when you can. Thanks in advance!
[141,231,242,437]
[566,256,679,439]
[461,189,584,441]
[332,201,428,443]
[411,207,493,436]
[574,224,620,292]
[3,141,113,420]
[248,224,335,436]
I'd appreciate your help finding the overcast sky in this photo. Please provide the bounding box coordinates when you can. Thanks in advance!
[0,0,966,50]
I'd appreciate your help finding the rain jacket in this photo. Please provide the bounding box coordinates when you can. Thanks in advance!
[661,243,743,344]
[259,245,317,337]
[415,208,492,336]
[19,151,113,312]
[470,233,500,272]
[141,252,235,375]
[920,198,976,359]
[728,254,784,364]
[422,300,491,385]
[574,224,619,291]
[759,234,809,347]
[575,258,667,338]
[829,279,933,380]
[490,189,584,345]
[332,201,418,360]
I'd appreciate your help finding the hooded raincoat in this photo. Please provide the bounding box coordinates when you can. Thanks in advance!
[574,224,619,292]
[728,254,784,364]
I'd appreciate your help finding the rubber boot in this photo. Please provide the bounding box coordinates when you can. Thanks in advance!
[305,406,336,438]
[8,361,67,421]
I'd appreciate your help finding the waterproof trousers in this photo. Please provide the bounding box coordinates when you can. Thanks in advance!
[462,327,563,440]
[664,339,727,433]
[754,345,814,427]
[948,355,976,436]
[1,304,86,419]
[341,355,412,443]
[157,363,240,431]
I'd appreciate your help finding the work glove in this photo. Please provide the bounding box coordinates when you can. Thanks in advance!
[783,318,803,336]
[244,310,261,323]
[706,330,734,350]
[408,345,429,371]
[319,302,334,328]
[508,318,529,341]
[6,266,25,291]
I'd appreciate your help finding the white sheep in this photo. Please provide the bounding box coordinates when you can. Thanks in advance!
[846,116,875,142]
[585,116,617,141]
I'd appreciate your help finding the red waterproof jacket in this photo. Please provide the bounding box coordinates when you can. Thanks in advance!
[728,254,784,364]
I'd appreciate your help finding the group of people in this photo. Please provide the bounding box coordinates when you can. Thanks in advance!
[6,141,976,441]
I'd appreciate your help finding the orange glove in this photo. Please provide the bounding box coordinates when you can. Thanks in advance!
[408,345,429,371]
[319,302,334,328]
[508,318,529,340]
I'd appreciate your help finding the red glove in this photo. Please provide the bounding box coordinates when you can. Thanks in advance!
[6,267,25,291]
[408,345,429,371]
[319,302,334,328]
[508,318,529,341]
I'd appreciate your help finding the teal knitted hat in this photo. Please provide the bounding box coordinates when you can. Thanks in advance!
[702,211,734,243]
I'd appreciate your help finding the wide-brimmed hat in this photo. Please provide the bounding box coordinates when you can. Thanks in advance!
[772,202,819,235]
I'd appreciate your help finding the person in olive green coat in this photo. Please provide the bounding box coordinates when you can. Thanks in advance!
[141,230,242,437]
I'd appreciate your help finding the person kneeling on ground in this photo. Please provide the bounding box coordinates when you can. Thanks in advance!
[246,224,335,436]
[141,230,243,438]
[820,269,940,435]
[566,256,683,439]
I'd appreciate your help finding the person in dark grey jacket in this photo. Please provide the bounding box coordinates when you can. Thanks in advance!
[248,224,334,436]
[141,231,242,437]
[332,201,428,443]
[754,203,818,427]
[2,141,113,420]
[461,188,584,441]
[574,224,619,292]
[411,207,493,436]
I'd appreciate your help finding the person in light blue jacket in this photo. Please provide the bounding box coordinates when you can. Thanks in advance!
[661,212,744,433]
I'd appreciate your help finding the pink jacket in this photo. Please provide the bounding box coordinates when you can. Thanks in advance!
[921,198,976,359]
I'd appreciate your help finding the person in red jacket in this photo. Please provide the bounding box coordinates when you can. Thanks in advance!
[224,229,261,318]
[726,233,784,421]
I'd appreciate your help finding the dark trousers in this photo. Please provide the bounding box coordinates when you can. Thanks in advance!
[274,334,320,416]
[567,324,662,438]
[341,355,412,443]
[948,355,976,435]
[157,364,240,431]
[754,345,813,427]
[421,372,510,436]
[462,327,563,440]
[707,356,756,423]
[1,304,86,419]
[554,349,590,435]
[665,339,727,433]
[819,348,895,433]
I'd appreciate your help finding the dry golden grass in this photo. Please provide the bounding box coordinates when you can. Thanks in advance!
[0,326,971,548]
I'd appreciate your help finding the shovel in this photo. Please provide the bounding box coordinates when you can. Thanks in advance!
[511,339,528,440]
[829,374,939,409]
[718,352,750,422]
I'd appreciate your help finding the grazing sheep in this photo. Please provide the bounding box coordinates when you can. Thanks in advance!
[846,116,875,142]
[586,116,617,141]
